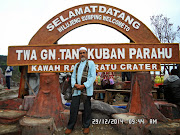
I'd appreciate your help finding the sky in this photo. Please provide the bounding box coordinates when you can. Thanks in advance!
[0,0,180,55]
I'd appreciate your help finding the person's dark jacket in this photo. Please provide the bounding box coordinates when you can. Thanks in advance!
[163,75,180,104]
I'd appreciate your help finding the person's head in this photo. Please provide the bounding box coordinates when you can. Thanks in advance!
[79,47,87,62]
[170,69,179,75]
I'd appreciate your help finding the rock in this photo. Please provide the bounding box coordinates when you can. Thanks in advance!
[91,110,109,119]
[79,99,127,116]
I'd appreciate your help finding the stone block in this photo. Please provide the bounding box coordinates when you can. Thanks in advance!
[0,109,26,124]
[19,116,56,135]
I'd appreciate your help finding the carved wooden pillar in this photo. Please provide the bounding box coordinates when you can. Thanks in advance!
[26,73,64,127]
[127,72,167,122]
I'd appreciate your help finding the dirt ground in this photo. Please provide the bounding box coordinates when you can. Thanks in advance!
[54,124,120,135]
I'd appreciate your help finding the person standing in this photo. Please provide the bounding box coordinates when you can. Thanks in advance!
[65,47,96,134]
[163,69,180,106]
[5,66,13,89]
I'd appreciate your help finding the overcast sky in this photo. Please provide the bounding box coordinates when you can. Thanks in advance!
[0,0,179,55]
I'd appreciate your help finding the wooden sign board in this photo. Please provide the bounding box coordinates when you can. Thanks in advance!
[28,63,161,73]
[29,3,160,45]
[7,43,179,72]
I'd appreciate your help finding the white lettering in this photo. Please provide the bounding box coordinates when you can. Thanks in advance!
[74,8,83,16]
[65,49,71,59]
[52,18,61,27]
[103,48,110,59]
[84,6,91,14]
[151,48,157,59]
[118,48,125,59]
[16,50,23,60]
[143,48,150,59]
[110,48,117,59]
[95,64,99,70]
[24,50,30,60]
[113,9,120,17]
[59,49,66,60]
[100,64,105,70]
[72,49,79,59]
[30,50,37,60]
[158,48,165,59]
[95,48,102,59]
[90,6,98,13]
[49,65,54,71]
[99,6,106,13]
[49,49,56,60]
[88,49,95,59]
[133,64,138,70]
[124,16,134,25]
[105,64,110,70]
[132,21,140,29]
[43,65,49,71]
[152,64,157,70]
[46,23,55,31]
[136,48,143,59]
[111,64,117,70]
[32,65,37,71]
[165,48,172,59]
[120,64,126,70]
[106,8,113,15]
[64,65,69,71]
[41,49,48,60]
[129,48,136,59]
[69,11,76,18]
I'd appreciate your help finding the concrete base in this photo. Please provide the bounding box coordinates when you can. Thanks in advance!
[112,113,148,135]
[154,101,180,119]
[0,124,21,135]
[19,116,56,135]
[0,109,26,124]
[112,113,180,135]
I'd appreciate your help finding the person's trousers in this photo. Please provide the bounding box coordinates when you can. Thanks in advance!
[67,95,91,129]
[122,72,131,81]
[6,76,10,89]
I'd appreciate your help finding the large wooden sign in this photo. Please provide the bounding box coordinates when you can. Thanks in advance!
[29,3,159,45]
[7,43,179,72]
[7,3,180,73]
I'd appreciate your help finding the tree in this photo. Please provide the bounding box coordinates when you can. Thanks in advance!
[150,14,180,43]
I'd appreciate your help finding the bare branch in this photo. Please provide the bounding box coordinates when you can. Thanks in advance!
[150,14,179,43]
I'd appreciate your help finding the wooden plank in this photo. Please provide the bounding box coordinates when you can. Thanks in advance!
[7,43,179,66]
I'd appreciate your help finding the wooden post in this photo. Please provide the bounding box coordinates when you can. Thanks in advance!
[26,73,64,127]
[127,72,167,122]
[18,66,28,98]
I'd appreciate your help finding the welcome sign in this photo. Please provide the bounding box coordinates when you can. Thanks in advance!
[29,3,160,45]
[46,5,140,32]
[7,3,180,73]
[7,43,179,72]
